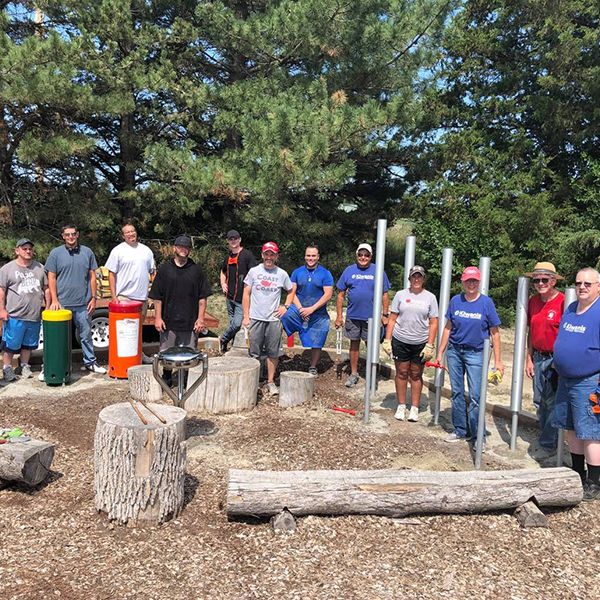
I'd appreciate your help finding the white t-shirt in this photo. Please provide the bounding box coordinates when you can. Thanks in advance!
[244,264,292,321]
[391,288,439,344]
[104,242,155,301]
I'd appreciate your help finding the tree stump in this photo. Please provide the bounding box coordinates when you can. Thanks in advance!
[279,371,315,408]
[0,439,55,486]
[127,365,163,402]
[185,356,260,414]
[94,402,187,525]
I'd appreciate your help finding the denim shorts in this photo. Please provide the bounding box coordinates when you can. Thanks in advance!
[2,317,41,352]
[553,372,600,440]
[391,338,426,364]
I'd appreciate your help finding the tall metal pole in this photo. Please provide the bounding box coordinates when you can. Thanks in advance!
[404,235,416,289]
[509,277,530,451]
[434,248,453,424]
[363,318,373,424]
[474,257,491,469]
[556,286,576,466]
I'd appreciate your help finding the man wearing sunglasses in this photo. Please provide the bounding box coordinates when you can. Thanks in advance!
[525,261,564,453]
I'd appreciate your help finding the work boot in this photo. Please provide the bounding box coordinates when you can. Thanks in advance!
[583,480,600,501]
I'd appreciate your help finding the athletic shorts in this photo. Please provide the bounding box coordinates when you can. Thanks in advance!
[2,317,41,353]
[553,372,600,440]
[344,319,385,343]
[248,320,282,359]
[159,330,198,352]
[280,305,330,349]
[391,338,426,364]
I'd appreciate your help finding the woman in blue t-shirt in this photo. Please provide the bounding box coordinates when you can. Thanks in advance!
[435,266,504,446]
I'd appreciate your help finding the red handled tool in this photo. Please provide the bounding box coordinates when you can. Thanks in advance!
[333,406,356,416]
[425,361,448,372]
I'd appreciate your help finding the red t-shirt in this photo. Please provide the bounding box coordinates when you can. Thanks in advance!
[527,292,565,353]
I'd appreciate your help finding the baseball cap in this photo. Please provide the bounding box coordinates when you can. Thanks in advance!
[226,229,240,239]
[461,266,481,282]
[173,235,192,248]
[409,265,426,277]
[261,241,279,254]
[16,238,34,247]
[356,243,373,255]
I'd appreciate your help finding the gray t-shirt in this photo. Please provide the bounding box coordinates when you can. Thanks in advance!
[391,288,439,344]
[0,260,47,321]
[244,264,292,322]
[45,244,98,307]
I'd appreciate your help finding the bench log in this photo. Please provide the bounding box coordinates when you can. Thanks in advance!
[0,439,55,486]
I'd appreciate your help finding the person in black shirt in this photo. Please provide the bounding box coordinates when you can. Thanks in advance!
[219,230,256,353]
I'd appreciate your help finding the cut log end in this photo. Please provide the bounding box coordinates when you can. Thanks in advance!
[0,440,55,486]
[515,501,549,528]
[279,371,315,408]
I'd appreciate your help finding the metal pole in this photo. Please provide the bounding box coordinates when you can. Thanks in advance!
[474,257,491,469]
[509,277,530,451]
[556,287,576,466]
[434,248,453,424]
[404,235,416,289]
[364,318,373,424]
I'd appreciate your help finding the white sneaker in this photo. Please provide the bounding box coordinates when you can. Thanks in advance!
[83,363,107,374]
[394,405,406,421]
[408,406,419,422]
[445,432,467,443]
[20,364,33,378]
[38,368,45,382]
[266,382,279,396]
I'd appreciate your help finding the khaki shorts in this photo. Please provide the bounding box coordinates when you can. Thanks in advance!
[117,295,148,319]
[159,330,198,352]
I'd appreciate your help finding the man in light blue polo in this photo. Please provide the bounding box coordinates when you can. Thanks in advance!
[45,224,106,374]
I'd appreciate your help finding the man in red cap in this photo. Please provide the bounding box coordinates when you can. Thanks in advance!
[242,242,293,396]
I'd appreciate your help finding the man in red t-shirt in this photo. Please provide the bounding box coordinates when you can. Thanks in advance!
[525,261,564,452]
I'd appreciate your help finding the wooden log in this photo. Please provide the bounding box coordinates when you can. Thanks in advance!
[185,356,260,414]
[278,371,315,408]
[94,402,186,525]
[127,365,163,402]
[0,439,55,486]
[227,467,582,519]
[515,501,549,528]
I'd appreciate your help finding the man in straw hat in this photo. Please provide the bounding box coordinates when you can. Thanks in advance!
[525,261,564,453]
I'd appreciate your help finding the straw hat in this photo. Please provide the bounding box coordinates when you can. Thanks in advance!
[524,261,563,280]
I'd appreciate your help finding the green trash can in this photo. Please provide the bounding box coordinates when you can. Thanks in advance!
[42,309,72,385]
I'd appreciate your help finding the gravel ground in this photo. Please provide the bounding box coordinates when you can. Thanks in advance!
[0,352,598,600]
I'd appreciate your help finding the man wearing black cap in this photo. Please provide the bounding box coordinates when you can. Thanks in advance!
[149,235,211,366]
[219,230,256,353]
[0,238,50,381]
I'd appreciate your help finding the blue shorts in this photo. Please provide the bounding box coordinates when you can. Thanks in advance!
[553,372,600,440]
[2,318,41,353]
[281,305,330,349]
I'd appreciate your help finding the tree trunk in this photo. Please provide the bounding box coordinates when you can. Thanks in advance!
[279,371,315,408]
[0,439,55,486]
[128,365,163,402]
[94,402,186,525]
[185,356,259,414]
[227,467,582,519]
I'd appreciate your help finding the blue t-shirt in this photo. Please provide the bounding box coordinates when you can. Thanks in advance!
[445,293,501,351]
[553,300,600,378]
[291,264,334,318]
[336,263,391,321]
[45,245,98,307]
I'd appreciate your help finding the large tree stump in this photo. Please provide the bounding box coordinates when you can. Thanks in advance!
[279,371,315,408]
[185,356,259,414]
[227,467,582,519]
[127,365,163,402]
[94,402,187,525]
[0,439,55,486]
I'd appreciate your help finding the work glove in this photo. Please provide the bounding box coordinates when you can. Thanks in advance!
[420,343,435,363]
[488,369,503,385]
[381,339,392,357]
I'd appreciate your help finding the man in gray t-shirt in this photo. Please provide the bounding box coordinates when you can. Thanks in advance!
[0,238,50,381]
[242,242,293,396]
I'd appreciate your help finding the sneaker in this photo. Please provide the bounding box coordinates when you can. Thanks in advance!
[394,405,406,421]
[583,480,600,501]
[444,432,466,443]
[38,369,45,382]
[82,363,107,375]
[266,382,279,396]
[471,439,486,453]
[20,363,33,378]
[308,367,318,377]
[3,365,17,382]
[408,406,419,422]
[345,373,360,388]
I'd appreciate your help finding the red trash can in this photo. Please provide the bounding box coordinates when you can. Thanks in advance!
[108,300,143,379]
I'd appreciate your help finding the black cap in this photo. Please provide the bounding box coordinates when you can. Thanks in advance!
[173,235,192,248]
[16,238,33,247]
[226,229,240,239]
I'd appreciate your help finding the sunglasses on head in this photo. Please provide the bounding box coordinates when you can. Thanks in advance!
[532,277,550,284]
[575,281,595,288]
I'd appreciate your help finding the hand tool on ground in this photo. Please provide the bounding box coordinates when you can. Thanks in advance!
[332,406,356,416]
[335,327,343,380]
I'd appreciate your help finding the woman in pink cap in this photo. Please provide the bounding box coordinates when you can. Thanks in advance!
[435,266,504,446]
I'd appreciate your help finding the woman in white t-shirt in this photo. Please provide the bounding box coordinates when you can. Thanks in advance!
[382,266,439,422]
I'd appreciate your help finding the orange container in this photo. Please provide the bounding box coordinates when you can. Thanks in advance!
[108,300,143,379]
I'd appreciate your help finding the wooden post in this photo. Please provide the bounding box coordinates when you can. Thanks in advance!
[279,371,315,408]
[0,439,55,486]
[185,356,260,414]
[127,365,163,402]
[94,402,186,525]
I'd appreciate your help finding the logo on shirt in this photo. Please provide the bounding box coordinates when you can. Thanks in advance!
[351,274,374,280]
[260,280,272,287]
[15,271,41,296]
[563,323,586,334]
[547,310,556,320]
[454,310,482,320]
[405,299,411,303]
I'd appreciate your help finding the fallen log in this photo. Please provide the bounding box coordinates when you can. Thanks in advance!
[227,467,582,519]
[0,439,55,486]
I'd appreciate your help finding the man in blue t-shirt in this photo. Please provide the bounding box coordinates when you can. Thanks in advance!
[335,243,390,387]
[281,245,334,376]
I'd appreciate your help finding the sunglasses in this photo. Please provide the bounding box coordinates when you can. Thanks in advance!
[532,278,550,285]
[357,252,371,258]
[63,232,78,237]
[575,281,596,288]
